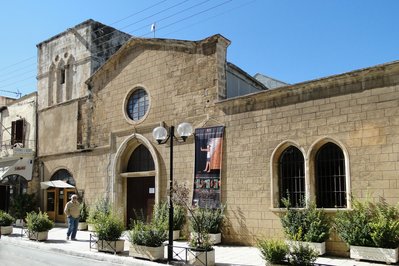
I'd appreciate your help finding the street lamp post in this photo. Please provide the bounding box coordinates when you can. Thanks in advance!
[152,122,193,262]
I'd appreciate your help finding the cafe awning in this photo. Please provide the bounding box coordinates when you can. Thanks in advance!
[0,157,34,181]
[40,180,75,189]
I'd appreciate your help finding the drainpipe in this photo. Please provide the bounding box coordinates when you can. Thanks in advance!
[34,98,44,211]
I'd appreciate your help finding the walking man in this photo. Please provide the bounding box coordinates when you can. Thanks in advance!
[64,194,80,240]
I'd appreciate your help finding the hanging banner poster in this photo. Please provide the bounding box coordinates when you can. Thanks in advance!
[192,126,224,208]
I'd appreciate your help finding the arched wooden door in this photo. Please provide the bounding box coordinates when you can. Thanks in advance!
[125,144,156,225]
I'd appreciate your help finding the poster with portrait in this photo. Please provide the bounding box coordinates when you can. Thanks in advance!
[192,126,224,208]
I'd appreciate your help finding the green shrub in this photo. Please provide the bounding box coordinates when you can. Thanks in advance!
[87,198,110,224]
[257,239,289,264]
[26,211,54,232]
[190,205,225,234]
[0,211,15,226]
[94,212,124,241]
[9,193,37,220]
[288,243,318,266]
[79,201,88,222]
[151,202,186,231]
[173,204,186,231]
[189,231,212,251]
[171,181,215,251]
[280,198,330,243]
[334,198,399,248]
[152,202,168,231]
[127,220,166,247]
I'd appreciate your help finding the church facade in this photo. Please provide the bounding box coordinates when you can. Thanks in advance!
[34,19,399,256]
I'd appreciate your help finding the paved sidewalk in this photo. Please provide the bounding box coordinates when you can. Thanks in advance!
[0,226,390,266]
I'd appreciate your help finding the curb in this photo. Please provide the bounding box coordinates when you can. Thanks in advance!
[1,235,164,266]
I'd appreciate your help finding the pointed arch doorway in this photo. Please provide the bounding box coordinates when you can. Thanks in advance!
[123,144,156,225]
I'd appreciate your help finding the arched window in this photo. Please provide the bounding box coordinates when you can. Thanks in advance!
[315,143,346,208]
[48,64,55,106]
[51,169,75,186]
[279,146,305,207]
[127,144,155,172]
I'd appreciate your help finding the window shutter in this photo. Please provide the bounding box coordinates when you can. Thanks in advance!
[11,120,16,145]
[11,119,24,145]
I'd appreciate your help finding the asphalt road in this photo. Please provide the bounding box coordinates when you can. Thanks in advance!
[0,241,121,266]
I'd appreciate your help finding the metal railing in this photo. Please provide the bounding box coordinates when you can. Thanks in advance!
[169,244,213,266]
[89,233,121,255]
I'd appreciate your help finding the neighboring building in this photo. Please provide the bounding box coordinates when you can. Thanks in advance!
[34,19,399,257]
[226,63,268,98]
[0,93,37,211]
[253,73,288,89]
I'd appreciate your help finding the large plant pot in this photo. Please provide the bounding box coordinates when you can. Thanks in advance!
[0,225,13,235]
[286,240,326,255]
[173,230,180,240]
[28,231,48,241]
[188,248,215,266]
[209,233,221,245]
[87,223,95,232]
[191,232,221,245]
[350,245,398,264]
[78,222,88,231]
[97,239,125,253]
[15,219,24,227]
[129,244,165,261]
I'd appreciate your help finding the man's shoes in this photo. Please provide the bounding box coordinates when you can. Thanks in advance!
[66,236,70,240]
[71,238,77,241]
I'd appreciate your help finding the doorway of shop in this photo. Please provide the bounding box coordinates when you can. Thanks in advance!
[0,185,9,211]
[45,169,76,223]
[46,188,75,222]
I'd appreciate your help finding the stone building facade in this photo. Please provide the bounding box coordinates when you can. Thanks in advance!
[36,20,131,222]
[35,19,399,256]
[0,93,37,211]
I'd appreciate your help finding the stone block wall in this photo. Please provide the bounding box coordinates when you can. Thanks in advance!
[216,63,399,255]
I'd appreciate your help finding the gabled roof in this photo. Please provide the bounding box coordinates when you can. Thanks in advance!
[86,34,230,86]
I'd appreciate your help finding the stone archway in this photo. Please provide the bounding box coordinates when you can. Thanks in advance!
[112,133,160,226]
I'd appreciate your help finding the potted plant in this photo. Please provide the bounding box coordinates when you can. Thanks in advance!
[204,205,224,245]
[127,220,167,261]
[190,205,225,245]
[25,211,54,241]
[257,239,289,265]
[334,197,399,264]
[87,198,110,231]
[152,201,186,240]
[9,193,37,226]
[280,198,330,255]
[78,201,88,230]
[172,182,216,266]
[0,210,15,235]
[94,211,125,253]
[173,204,186,240]
[257,238,318,265]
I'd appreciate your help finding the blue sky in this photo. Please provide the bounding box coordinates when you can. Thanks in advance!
[1,0,398,97]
